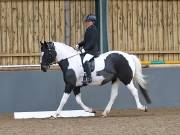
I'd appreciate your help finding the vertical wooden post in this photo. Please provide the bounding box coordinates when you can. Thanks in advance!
[96,0,108,53]
[64,1,70,45]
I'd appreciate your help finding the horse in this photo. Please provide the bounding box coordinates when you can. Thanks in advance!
[40,41,151,117]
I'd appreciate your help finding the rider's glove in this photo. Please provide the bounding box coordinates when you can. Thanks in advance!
[75,44,79,49]
[81,49,85,53]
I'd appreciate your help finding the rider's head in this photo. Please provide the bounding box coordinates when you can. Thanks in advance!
[84,14,96,28]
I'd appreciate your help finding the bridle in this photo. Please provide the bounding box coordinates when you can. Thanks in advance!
[41,42,82,67]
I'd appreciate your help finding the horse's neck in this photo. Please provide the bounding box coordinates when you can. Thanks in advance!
[54,42,78,61]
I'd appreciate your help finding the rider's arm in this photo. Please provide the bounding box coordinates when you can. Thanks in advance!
[78,40,85,47]
[83,28,97,52]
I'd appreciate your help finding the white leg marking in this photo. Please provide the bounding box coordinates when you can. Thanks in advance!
[76,94,92,113]
[40,52,44,63]
[53,93,70,118]
[102,80,120,117]
[127,81,146,111]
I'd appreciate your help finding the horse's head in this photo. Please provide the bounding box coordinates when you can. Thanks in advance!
[40,41,57,72]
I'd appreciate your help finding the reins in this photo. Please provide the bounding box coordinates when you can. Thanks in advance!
[65,52,81,60]
[57,48,82,63]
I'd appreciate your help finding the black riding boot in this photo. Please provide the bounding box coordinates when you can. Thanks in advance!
[83,61,92,84]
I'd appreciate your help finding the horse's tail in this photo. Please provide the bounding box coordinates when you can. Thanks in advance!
[131,55,151,104]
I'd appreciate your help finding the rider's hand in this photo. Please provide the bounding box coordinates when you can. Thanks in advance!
[82,49,85,53]
[75,44,79,49]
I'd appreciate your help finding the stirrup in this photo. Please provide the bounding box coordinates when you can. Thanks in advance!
[82,74,88,85]
[82,73,92,84]
[87,76,92,83]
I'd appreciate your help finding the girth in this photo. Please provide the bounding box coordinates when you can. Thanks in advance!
[80,53,95,72]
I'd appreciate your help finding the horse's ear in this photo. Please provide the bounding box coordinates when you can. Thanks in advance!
[43,41,48,48]
[40,41,44,46]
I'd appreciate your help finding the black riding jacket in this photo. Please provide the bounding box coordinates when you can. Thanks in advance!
[78,25,99,57]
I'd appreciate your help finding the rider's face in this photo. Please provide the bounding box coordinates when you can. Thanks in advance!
[84,21,93,28]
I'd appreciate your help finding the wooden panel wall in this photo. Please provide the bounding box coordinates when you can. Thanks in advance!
[70,0,95,46]
[0,0,95,65]
[109,0,180,61]
[0,0,65,65]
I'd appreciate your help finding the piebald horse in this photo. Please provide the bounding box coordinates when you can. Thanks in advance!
[40,41,151,117]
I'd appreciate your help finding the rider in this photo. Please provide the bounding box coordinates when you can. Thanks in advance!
[76,14,99,84]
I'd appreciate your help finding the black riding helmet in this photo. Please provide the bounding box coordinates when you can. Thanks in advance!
[84,14,96,24]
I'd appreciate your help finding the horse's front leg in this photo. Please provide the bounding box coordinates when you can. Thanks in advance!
[53,85,73,118]
[73,87,95,113]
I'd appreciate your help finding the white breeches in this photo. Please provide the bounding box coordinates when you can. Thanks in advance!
[83,54,93,63]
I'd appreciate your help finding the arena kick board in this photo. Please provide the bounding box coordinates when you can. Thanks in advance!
[14,110,95,119]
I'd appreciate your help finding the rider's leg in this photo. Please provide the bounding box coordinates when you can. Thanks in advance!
[83,54,93,83]
[84,61,92,83]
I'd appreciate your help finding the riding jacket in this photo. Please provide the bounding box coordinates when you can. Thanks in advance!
[78,25,99,57]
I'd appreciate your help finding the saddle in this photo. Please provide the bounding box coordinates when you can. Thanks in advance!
[80,54,95,72]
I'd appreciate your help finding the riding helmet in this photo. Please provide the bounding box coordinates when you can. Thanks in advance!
[84,14,96,23]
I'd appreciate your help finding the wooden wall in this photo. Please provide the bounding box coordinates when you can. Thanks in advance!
[0,0,95,65]
[69,0,95,46]
[1,0,180,65]
[108,0,180,61]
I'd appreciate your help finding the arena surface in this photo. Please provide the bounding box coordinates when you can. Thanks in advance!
[0,108,180,135]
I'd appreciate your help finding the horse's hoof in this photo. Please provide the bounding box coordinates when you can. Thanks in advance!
[50,116,57,119]
[102,112,108,117]
[144,106,148,112]
[91,109,96,113]
[88,108,96,113]
[101,115,107,118]
[51,113,61,119]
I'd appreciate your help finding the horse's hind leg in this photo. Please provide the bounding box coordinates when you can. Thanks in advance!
[73,87,95,113]
[126,81,147,111]
[102,79,120,117]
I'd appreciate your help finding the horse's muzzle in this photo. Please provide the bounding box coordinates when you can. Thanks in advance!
[41,65,49,72]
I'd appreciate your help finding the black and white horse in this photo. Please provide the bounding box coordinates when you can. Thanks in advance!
[40,41,151,117]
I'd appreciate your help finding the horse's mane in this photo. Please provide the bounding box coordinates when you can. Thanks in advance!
[54,42,78,54]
